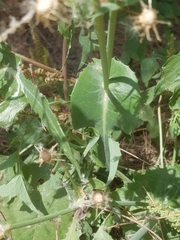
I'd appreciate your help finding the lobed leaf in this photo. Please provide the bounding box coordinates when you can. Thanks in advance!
[0,175,39,213]
[0,70,27,126]
[156,52,180,95]
[140,58,159,87]
[9,67,81,178]
[0,151,19,170]
[0,169,72,240]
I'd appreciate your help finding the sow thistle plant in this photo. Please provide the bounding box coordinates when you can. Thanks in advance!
[0,0,180,239]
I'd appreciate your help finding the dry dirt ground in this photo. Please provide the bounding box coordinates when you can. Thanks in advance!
[0,0,179,170]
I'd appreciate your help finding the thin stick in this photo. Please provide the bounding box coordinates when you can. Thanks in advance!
[12,51,60,74]
[121,214,162,240]
[120,148,151,166]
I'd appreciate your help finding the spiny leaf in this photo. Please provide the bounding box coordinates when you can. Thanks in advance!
[0,70,27,126]
[0,175,39,213]
[156,52,180,95]
[6,66,81,178]
[0,151,19,170]
[0,169,72,240]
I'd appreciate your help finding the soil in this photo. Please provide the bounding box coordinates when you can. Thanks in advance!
[0,0,179,170]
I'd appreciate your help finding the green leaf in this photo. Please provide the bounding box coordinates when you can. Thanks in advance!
[101,2,120,11]
[0,165,15,186]
[0,170,72,240]
[116,166,180,237]
[0,52,3,61]
[64,210,81,240]
[0,151,18,170]
[121,166,180,204]
[107,138,121,185]
[10,67,81,178]
[118,0,139,7]
[140,58,159,87]
[141,86,155,105]
[58,22,75,69]
[97,135,120,185]
[169,110,180,138]
[129,221,157,240]
[93,215,114,240]
[93,225,113,240]
[169,86,180,110]
[71,58,141,135]
[155,79,166,96]
[88,178,106,191]
[0,175,39,213]
[28,170,72,239]
[124,37,147,62]
[0,75,27,126]
[78,29,93,70]
[0,68,12,90]
[0,42,19,67]
[147,118,159,138]
[157,53,180,93]
[157,2,179,18]
[71,58,141,182]
[80,136,99,162]
[58,22,70,38]
[139,105,154,122]
[115,170,132,183]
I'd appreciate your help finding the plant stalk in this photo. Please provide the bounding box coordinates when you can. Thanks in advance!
[172,136,177,166]
[5,207,78,233]
[157,95,164,168]
[52,160,82,199]
[62,36,72,123]
[62,37,69,101]
[107,10,117,72]
[95,14,109,92]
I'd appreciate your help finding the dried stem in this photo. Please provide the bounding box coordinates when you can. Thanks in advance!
[12,51,61,74]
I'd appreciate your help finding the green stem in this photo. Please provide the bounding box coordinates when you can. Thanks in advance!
[157,95,164,168]
[62,37,69,101]
[61,125,85,146]
[95,14,109,92]
[57,161,82,198]
[116,170,132,183]
[51,166,81,202]
[107,10,117,72]
[172,136,177,166]
[5,207,78,233]
[52,161,60,173]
